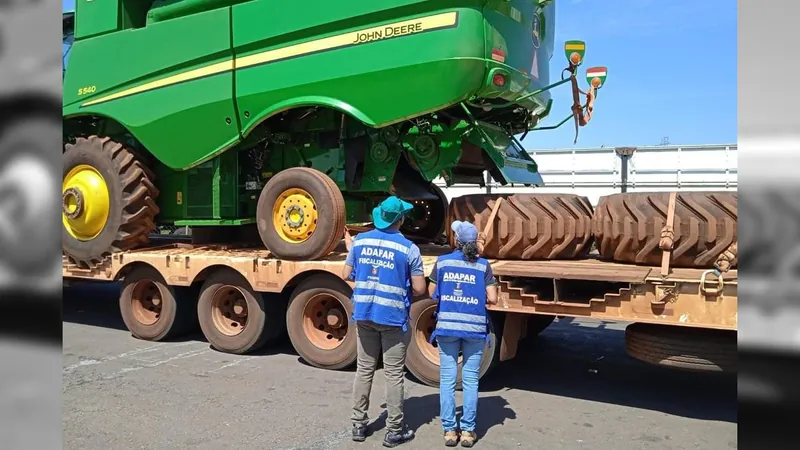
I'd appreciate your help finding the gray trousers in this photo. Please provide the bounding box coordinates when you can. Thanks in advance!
[351,320,410,433]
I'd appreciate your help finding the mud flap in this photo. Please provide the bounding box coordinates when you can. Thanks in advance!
[462,121,544,187]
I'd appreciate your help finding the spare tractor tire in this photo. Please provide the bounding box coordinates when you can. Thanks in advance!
[625,323,737,372]
[592,191,738,268]
[62,136,159,269]
[448,193,594,260]
[257,167,345,261]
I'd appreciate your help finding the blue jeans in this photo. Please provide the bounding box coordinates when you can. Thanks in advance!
[437,336,485,432]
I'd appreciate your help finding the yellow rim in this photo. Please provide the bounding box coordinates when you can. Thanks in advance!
[272,187,318,243]
[62,164,110,241]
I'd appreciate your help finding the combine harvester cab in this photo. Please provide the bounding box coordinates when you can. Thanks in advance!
[60,0,609,267]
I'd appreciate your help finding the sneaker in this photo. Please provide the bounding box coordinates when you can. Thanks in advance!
[444,430,459,447]
[382,425,415,447]
[460,431,477,448]
[352,424,368,442]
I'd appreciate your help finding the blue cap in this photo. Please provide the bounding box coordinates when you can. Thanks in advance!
[373,196,414,229]
[451,220,478,243]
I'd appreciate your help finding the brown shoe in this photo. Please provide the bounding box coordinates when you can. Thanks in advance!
[444,430,459,447]
[460,431,477,447]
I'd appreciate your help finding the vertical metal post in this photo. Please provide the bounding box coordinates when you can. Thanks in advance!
[614,147,637,193]
[485,171,492,194]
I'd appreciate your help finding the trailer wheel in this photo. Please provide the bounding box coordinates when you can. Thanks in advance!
[257,167,346,261]
[286,274,357,370]
[119,265,197,341]
[0,117,61,276]
[625,323,737,372]
[62,136,159,269]
[197,269,280,354]
[406,298,498,388]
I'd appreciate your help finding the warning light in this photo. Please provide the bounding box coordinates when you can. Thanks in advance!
[492,73,507,87]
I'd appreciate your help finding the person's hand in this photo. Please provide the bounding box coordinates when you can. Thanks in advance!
[344,226,353,252]
[477,232,487,254]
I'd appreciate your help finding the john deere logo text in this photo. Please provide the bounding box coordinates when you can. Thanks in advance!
[353,22,425,44]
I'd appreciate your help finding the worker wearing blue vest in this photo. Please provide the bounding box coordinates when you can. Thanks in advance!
[342,196,427,448]
[428,220,498,448]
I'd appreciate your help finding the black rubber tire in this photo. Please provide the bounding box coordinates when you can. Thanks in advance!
[625,323,737,372]
[256,167,345,261]
[286,274,357,370]
[592,191,738,268]
[197,269,277,355]
[0,117,61,274]
[62,136,159,268]
[406,298,498,388]
[401,183,448,242]
[448,193,594,260]
[119,265,197,341]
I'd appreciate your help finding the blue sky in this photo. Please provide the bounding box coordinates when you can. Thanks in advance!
[62,0,736,149]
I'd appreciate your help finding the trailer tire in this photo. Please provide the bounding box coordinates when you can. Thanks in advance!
[448,194,594,260]
[592,191,738,268]
[286,274,357,370]
[197,269,277,355]
[625,323,737,372]
[257,167,346,261]
[406,298,498,388]
[62,136,159,269]
[119,265,197,341]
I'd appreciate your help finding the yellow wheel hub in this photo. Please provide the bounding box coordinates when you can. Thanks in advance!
[272,188,318,243]
[62,164,110,241]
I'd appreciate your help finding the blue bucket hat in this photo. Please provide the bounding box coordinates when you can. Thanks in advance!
[451,220,478,243]
[373,196,414,229]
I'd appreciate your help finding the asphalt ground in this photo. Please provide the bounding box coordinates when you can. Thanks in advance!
[61,281,737,450]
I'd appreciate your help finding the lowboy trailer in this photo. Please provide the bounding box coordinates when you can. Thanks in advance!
[63,227,738,386]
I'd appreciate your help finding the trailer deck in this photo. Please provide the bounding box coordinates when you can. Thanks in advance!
[63,241,737,332]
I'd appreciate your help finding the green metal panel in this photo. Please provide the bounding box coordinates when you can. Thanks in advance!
[63,7,240,170]
[74,0,120,39]
[232,4,487,139]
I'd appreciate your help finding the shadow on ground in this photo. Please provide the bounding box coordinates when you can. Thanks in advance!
[477,317,737,423]
[363,394,515,438]
[64,283,736,424]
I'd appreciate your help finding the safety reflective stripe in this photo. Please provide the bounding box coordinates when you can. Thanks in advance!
[354,281,407,296]
[436,259,487,272]
[352,238,410,254]
[436,321,486,333]
[437,311,486,324]
[352,294,406,309]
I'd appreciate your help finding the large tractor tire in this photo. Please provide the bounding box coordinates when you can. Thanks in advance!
[62,136,159,268]
[256,167,346,260]
[592,191,738,268]
[197,268,284,355]
[286,274,357,370]
[401,183,448,243]
[625,323,737,372]
[119,264,198,341]
[0,117,61,274]
[406,297,499,388]
[448,193,594,260]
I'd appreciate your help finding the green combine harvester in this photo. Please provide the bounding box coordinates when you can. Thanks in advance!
[61,0,608,268]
